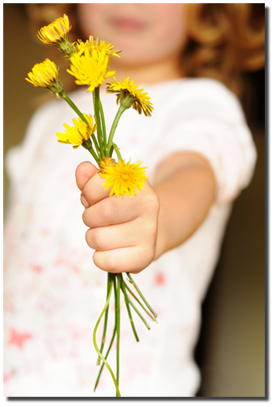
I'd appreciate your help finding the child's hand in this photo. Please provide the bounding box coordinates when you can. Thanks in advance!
[75,161,160,274]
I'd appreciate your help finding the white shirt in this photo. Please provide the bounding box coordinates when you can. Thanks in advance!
[4,78,256,397]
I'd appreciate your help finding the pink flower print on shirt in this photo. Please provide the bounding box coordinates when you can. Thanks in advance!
[7,328,33,349]
[154,271,166,286]
[71,264,80,274]
[30,263,44,273]
[3,373,10,384]
[40,228,50,236]
[54,256,64,267]
[3,369,16,384]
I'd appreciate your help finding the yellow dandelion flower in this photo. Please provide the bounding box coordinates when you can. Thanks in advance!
[56,114,97,149]
[74,36,121,58]
[99,159,147,198]
[107,77,154,117]
[37,14,71,45]
[37,14,74,56]
[94,38,121,58]
[25,59,63,95]
[73,39,92,55]
[67,48,115,92]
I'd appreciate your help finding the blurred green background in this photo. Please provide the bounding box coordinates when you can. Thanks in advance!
[3,4,266,397]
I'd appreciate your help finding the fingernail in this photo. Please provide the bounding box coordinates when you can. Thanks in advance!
[81,194,89,208]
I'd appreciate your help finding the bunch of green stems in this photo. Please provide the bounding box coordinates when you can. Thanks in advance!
[62,84,157,397]
[94,272,157,397]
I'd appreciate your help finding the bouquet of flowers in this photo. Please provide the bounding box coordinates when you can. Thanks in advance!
[26,14,157,397]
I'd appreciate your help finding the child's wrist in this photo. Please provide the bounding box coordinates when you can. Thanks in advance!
[153,232,166,261]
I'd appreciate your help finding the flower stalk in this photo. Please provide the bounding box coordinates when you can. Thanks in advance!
[112,142,123,162]
[91,134,101,160]
[96,272,112,366]
[60,91,89,125]
[82,139,99,164]
[120,275,140,342]
[94,313,117,392]
[107,105,128,155]
[115,275,121,396]
[98,97,107,151]
[93,87,105,158]
[126,273,158,319]
[92,276,121,397]
[124,280,157,322]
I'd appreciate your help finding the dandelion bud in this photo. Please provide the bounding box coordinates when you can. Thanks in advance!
[25,59,64,97]
[37,14,74,57]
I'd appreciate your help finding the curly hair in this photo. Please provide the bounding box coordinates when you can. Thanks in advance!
[183,3,265,115]
[24,3,265,117]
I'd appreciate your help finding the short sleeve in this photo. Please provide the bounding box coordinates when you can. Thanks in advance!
[149,79,257,205]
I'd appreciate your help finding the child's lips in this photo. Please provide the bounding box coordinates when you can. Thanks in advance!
[110,17,147,33]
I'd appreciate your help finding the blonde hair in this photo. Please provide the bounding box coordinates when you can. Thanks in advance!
[25,3,265,115]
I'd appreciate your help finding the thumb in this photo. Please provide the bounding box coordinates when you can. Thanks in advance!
[75,161,98,191]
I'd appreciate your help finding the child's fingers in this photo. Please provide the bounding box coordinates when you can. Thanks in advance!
[82,195,140,228]
[93,245,155,274]
[75,161,98,191]
[81,173,111,206]
[85,219,143,251]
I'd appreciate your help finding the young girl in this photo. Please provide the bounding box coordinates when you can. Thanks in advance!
[4,3,265,397]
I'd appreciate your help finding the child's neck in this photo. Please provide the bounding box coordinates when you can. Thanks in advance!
[108,57,184,86]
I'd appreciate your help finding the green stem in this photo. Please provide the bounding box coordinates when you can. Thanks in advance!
[109,144,114,158]
[107,105,127,155]
[126,273,158,319]
[97,273,112,365]
[98,97,107,154]
[91,134,101,160]
[82,139,100,164]
[93,277,121,397]
[124,280,157,323]
[112,142,123,162]
[94,297,117,391]
[126,293,151,331]
[115,274,121,397]
[93,87,105,158]
[120,275,139,342]
[94,329,117,393]
[60,91,88,125]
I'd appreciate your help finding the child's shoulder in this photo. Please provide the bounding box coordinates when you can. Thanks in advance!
[153,78,245,122]
[171,77,240,106]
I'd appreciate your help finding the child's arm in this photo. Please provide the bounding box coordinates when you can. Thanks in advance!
[75,151,216,274]
[153,151,216,259]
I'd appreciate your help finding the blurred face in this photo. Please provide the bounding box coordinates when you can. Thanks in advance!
[77,3,188,69]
